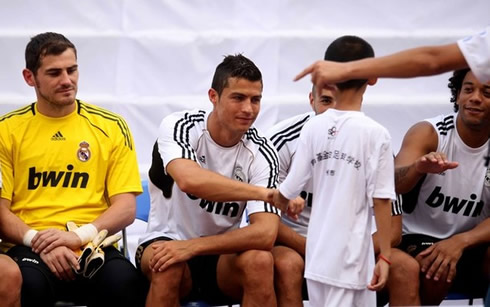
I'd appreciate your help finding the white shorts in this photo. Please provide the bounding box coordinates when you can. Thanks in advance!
[306,279,375,307]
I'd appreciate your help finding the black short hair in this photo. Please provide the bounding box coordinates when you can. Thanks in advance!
[448,68,470,112]
[324,35,375,90]
[211,54,262,96]
[25,32,76,75]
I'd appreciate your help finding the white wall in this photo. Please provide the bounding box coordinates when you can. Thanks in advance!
[0,0,488,175]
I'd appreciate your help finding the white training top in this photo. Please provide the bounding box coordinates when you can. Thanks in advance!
[458,26,490,83]
[267,112,314,237]
[402,113,490,239]
[280,109,396,289]
[139,109,280,244]
[268,111,402,238]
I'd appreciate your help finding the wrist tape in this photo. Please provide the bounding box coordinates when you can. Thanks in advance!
[22,229,38,247]
[73,223,98,245]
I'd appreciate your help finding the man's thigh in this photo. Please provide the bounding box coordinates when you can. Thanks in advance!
[8,245,142,299]
[398,234,438,257]
[91,246,141,286]
[185,253,237,304]
[137,237,227,303]
[7,245,87,303]
[86,246,144,307]
[136,236,173,278]
[7,245,58,288]
[400,234,488,296]
[451,244,489,296]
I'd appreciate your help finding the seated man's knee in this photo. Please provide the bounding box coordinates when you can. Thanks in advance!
[387,251,420,302]
[148,261,189,297]
[138,243,187,296]
[231,250,275,301]
[237,250,274,275]
[1,258,22,291]
[273,248,304,279]
[391,251,420,282]
[146,262,191,304]
[150,262,185,283]
[0,257,22,304]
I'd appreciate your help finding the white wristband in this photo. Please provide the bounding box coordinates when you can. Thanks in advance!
[23,229,38,247]
[73,223,98,245]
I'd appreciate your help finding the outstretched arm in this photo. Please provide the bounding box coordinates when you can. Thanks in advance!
[395,121,458,194]
[167,158,272,203]
[295,43,466,90]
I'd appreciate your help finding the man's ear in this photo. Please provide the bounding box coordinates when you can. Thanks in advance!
[208,88,218,106]
[309,91,317,113]
[455,91,462,109]
[309,91,314,107]
[367,77,377,86]
[23,69,36,87]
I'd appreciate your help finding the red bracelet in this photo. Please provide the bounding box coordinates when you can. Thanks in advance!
[378,254,392,265]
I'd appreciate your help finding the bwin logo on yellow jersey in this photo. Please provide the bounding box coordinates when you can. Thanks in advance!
[28,164,89,190]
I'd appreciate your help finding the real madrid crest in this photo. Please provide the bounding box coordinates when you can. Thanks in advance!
[485,167,490,187]
[233,165,245,182]
[77,141,91,162]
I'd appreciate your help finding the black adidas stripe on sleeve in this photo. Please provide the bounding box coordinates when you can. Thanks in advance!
[435,115,455,136]
[246,128,280,214]
[392,194,403,216]
[173,111,205,162]
[269,114,311,151]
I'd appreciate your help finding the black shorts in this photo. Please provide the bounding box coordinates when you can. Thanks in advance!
[8,245,144,306]
[398,234,489,297]
[136,237,237,305]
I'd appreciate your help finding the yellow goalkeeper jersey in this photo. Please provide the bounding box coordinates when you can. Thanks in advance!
[0,100,142,234]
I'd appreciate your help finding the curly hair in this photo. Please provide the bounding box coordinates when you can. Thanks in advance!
[448,68,470,112]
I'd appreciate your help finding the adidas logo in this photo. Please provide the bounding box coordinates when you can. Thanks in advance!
[51,131,66,141]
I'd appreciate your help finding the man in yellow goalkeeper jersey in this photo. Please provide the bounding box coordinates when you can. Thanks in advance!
[0,32,144,307]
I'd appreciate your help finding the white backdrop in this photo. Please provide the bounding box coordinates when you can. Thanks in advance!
[0,0,489,175]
